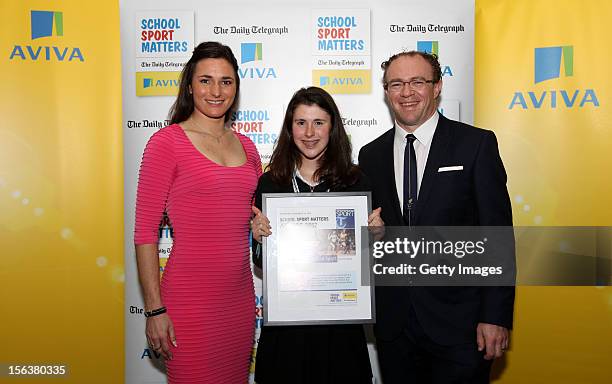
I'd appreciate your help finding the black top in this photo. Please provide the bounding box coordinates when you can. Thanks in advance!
[253,169,373,384]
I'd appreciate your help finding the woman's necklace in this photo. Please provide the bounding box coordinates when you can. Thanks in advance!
[186,121,228,144]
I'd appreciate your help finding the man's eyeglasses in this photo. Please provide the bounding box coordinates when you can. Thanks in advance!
[385,78,436,92]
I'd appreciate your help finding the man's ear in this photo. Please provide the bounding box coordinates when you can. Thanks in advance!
[433,78,443,99]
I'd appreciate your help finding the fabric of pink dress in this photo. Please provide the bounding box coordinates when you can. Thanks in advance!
[134,124,261,383]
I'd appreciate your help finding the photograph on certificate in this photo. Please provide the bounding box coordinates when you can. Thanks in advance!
[276,207,359,292]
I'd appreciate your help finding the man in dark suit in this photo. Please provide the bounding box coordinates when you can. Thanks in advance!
[358,51,514,383]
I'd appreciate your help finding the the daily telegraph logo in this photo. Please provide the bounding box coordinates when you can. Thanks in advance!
[9,10,84,62]
[230,109,278,145]
[129,305,144,316]
[342,116,378,128]
[158,214,172,274]
[238,43,277,79]
[508,45,599,110]
[135,71,180,96]
[416,41,453,77]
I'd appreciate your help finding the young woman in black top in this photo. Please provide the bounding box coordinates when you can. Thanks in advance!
[251,86,383,384]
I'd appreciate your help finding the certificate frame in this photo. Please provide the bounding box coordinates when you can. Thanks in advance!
[262,192,375,326]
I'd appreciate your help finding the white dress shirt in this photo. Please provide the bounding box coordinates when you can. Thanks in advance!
[393,112,439,214]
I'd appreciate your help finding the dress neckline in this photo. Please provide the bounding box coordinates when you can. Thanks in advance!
[174,124,249,168]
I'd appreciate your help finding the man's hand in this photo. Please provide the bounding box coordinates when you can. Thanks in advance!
[476,322,509,360]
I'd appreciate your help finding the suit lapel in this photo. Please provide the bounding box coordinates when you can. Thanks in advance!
[415,115,452,223]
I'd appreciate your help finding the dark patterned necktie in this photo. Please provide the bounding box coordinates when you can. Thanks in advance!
[403,134,417,226]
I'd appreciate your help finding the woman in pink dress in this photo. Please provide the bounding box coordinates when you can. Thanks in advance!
[134,42,261,383]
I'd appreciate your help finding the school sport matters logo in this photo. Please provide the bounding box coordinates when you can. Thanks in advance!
[238,43,277,79]
[534,46,573,83]
[312,11,371,94]
[508,45,599,110]
[9,10,84,62]
[229,109,278,146]
[416,41,452,76]
[31,10,63,39]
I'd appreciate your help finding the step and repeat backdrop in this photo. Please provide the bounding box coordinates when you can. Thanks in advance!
[1,0,609,383]
[120,1,473,382]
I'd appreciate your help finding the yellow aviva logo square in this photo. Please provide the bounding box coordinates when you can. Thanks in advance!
[312,70,371,94]
[342,291,357,302]
[136,71,181,96]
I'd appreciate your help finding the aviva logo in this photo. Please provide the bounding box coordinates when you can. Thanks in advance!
[238,43,277,79]
[136,72,180,96]
[9,10,84,62]
[416,41,452,76]
[417,41,438,56]
[241,43,262,64]
[313,70,371,94]
[509,45,599,110]
[31,10,63,39]
[535,46,573,83]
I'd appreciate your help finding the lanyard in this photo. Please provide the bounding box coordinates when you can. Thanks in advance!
[292,170,329,193]
[291,173,302,193]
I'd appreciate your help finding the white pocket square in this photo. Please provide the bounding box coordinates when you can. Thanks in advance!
[438,165,463,172]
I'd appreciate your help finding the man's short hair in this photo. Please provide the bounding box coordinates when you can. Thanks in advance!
[381,51,442,84]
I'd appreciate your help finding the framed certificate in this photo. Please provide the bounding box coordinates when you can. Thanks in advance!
[262,192,375,326]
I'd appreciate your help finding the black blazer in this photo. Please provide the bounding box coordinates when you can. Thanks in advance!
[358,114,515,345]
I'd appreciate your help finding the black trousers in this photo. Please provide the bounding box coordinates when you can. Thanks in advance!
[377,306,492,384]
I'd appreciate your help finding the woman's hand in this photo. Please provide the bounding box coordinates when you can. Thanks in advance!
[251,206,272,243]
[136,244,176,360]
[146,313,177,360]
[368,207,385,241]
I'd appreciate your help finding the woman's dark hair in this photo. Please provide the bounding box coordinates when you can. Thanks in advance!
[169,41,240,124]
[267,87,359,190]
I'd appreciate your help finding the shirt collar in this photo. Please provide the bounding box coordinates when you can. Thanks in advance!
[294,167,321,187]
[393,111,439,146]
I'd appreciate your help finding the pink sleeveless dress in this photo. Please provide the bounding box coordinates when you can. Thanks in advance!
[135,124,261,383]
